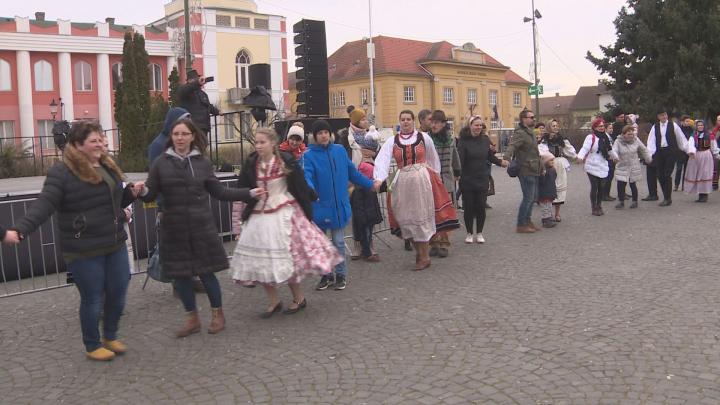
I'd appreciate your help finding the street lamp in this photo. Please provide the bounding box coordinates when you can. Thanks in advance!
[49,98,58,121]
[524,0,542,116]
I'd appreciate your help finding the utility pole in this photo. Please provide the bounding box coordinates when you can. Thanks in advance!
[184,0,192,75]
[368,0,376,118]
[531,0,540,115]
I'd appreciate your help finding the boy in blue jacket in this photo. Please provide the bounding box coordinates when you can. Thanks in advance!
[304,120,380,290]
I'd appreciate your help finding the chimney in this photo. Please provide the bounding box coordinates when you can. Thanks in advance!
[555,92,559,97]
[105,17,115,25]
[35,12,45,21]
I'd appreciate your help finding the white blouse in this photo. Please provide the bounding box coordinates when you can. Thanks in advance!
[373,131,441,181]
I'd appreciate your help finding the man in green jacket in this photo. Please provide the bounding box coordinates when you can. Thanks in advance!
[502,109,541,233]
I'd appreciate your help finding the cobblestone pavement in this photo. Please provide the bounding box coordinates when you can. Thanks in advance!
[2,167,720,404]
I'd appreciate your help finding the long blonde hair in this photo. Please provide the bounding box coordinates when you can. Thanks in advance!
[255,127,290,174]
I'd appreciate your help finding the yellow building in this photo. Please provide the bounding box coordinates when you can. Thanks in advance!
[289,36,530,133]
[152,0,288,139]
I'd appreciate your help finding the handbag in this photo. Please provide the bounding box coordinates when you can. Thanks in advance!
[487,175,496,196]
[507,159,521,177]
[147,242,171,283]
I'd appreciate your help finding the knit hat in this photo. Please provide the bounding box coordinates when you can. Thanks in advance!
[591,118,605,130]
[350,109,366,126]
[540,151,555,167]
[311,119,332,138]
[287,124,304,141]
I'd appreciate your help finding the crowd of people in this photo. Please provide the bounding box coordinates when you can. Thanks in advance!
[1,101,717,362]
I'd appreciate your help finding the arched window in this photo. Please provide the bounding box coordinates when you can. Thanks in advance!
[33,60,53,91]
[112,62,122,88]
[74,61,92,91]
[0,59,10,91]
[149,63,163,91]
[235,49,251,89]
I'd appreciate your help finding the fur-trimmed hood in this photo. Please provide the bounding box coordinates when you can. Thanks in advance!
[63,144,126,184]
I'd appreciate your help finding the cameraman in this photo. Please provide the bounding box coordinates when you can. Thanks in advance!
[177,69,220,137]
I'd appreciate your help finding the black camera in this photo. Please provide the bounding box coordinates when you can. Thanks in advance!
[204,76,215,83]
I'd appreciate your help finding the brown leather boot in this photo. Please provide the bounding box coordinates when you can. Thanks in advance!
[516,225,535,233]
[527,219,541,231]
[176,310,200,338]
[414,242,431,271]
[207,308,225,334]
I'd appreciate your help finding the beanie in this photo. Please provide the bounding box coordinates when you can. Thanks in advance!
[287,124,305,141]
[350,109,366,126]
[311,120,332,138]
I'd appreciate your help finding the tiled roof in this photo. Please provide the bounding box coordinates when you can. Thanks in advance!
[570,85,602,111]
[538,95,575,117]
[324,35,528,84]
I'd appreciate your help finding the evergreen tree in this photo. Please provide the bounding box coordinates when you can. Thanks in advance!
[168,66,181,107]
[117,31,144,170]
[587,0,720,119]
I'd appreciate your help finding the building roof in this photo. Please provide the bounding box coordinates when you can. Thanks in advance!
[538,94,575,117]
[570,85,602,111]
[322,35,529,84]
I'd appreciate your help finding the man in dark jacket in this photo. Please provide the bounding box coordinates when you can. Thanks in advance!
[502,109,541,233]
[177,70,220,136]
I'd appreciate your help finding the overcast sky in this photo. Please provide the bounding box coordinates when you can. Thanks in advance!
[11,0,627,96]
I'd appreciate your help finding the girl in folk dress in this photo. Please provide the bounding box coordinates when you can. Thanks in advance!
[538,119,577,222]
[373,110,460,271]
[230,128,342,317]
[612,125,652,209]
[684,120,717,202]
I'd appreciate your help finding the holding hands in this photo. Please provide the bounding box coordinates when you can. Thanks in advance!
[250,188,268,200]
[131,182,146,197]
[2,230,21,245]
[500,160,509,168]
[371,180,383,192]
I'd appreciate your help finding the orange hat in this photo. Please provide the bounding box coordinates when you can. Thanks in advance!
[350,109,366,126]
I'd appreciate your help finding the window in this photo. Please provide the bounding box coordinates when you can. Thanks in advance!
[235,17,250,28]
[235,49,251,89]
[0,59,10,91]
[513,91,521,107]
[360,88,368,105]
[443,87,454,104]
[254,19,269,30]
[338,91,346,106]
[331,92,338,107]
[467,88,477,105]
[491,120,500,129]
[37,120,55,151]
[216,15,231,27]
[33,60,53,91]
[74,61,92,91]
[0,120,14,148]
[149,63,163,91]
[111,62,122,88]
[403,86,415,103]
[489,89,498,107]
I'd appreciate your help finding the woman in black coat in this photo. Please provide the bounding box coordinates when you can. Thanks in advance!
[457,116,507,244]
[140,118,262,337]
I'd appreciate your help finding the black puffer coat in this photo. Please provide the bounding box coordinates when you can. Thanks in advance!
[14,144,135,254]
[236,152,316,221]
[457,128,503,192]
[142,148,254,278]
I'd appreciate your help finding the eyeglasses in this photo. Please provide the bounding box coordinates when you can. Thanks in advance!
[172,132,193,137]
[525,116,535,119]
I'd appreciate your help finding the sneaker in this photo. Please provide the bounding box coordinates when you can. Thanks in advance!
[629,201,638,209]
[615,202,624,209]
[475,233,485,243]
[316,275,334,291]
[429,247,439,257]
[541,218,556,228]
[465,233,474,244]
[437,248,449,258]
[334,276,347,290]
[404,240,413,251]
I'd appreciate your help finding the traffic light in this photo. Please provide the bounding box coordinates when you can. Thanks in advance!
[293,19,329,116]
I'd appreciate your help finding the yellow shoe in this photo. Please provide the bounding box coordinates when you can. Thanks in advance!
[86,347,116,361]
[102,339,127,355]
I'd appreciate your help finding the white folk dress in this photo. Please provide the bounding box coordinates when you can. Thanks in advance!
[230,157,341,285]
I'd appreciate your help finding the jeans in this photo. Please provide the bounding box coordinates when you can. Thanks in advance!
[69,246,131,352]
[329,228,347,277]
[517,175,538,226]
[357,224,374,257]
[175,273,222,312]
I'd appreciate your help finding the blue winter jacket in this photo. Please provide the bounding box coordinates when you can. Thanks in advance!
[304,143,374,230]
[148,107,190,165]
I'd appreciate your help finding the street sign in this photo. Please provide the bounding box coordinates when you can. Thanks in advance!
[528,85,544,96]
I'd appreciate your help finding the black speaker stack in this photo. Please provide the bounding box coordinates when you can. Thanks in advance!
[293,19,329,117]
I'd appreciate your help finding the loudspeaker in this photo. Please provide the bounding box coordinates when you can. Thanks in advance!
[293,19,329,117]
[274,118,350,142]
[248,64,271,90]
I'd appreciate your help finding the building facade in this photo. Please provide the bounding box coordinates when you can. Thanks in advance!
[289,37,530,133]
[0,0,287,153]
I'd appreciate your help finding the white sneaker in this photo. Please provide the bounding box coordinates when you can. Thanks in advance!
[464,233,474,244]
[475,233,485,243]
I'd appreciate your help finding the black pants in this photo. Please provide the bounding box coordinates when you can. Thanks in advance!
[603,162,615,197]
[588,174,605,208]
[674,156,688,189]
[617,181,638,202]
[646,164,658,197]
[654,148,678,201]
[462,189,487,234]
